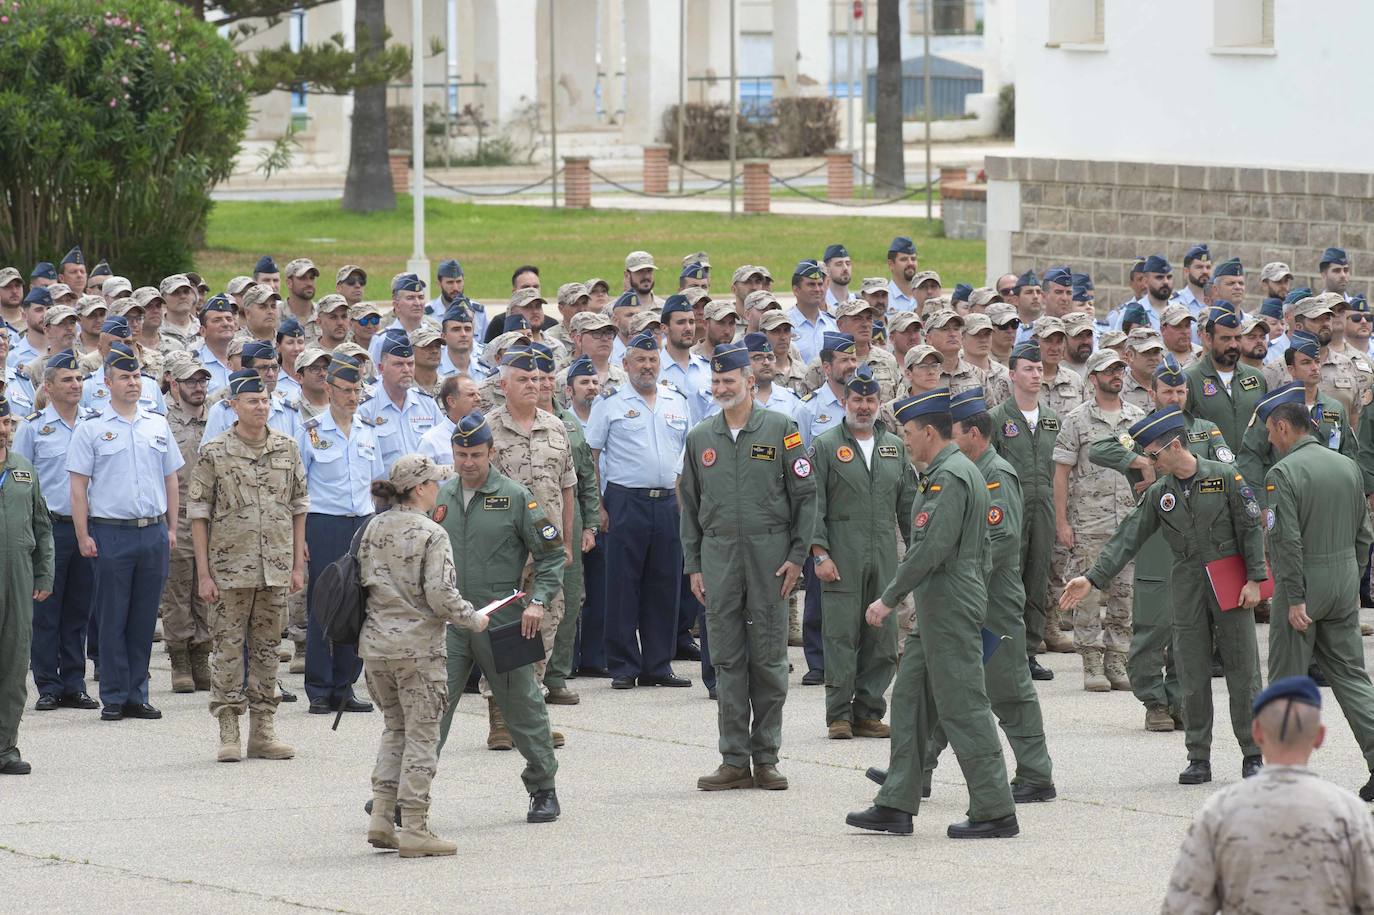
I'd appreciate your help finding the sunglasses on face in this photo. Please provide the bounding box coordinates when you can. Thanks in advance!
[996,319,1021,330]
[355,314,380,326]
[341,278,366,287]
[997,287,1015,297]
[1349,313,1372,323]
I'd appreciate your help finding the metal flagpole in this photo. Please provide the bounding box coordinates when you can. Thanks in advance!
[408,0,429,284]
[728,0,737,218]
[549,0,558,208]
[923,0,932,222]
[678,0,686,194]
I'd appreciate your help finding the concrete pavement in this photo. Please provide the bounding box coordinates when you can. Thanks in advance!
[3,615,1372,913]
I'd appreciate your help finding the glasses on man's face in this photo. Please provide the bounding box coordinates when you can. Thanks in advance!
[1144,446,1166,462]
[997,287,1015,297]
[355,314,380,326]
[1350,313,1372,323]
[341,278,366,288]
[997,319,1021,330]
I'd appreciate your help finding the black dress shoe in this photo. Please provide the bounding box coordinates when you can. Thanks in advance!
[1178,759,1212,784]
[801,669,825,686]
[1012,782,1057,803]
[576,666,612,678]
[611,677,636,690]
[335,696,373,713]
[640,673,691,687]
[100,705,124,721]
[123,702,162,719]
[675,642,702,662]
[947,813,1019,839]
[1028,658,1054,681]
[1241,755,1263,778]
[0,757,32,775]
[308,697,333,714]
[34,694,59,711]
[1360,770,1374,802]
[363,798,402,825]
[60,692,100,710]
[707,687,717,700]
[278,686,298,703]
[866,766,888,785]
[527,789,561,823]
[845,805,913,835]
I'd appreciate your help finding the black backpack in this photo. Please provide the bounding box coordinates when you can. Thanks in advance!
[311,516,376,647]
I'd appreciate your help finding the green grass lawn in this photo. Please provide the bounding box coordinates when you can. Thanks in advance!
[200,197,985,301]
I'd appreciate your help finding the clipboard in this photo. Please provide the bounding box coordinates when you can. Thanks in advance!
[1204,554,1274,611]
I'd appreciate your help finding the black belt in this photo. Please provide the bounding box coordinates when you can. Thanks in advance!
[91,516,163,528]
[50,513,74,523]
[608,483,674,500]
[705,523,789,537]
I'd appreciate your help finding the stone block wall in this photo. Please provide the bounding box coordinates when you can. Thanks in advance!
[942,181,987,241]
[985,155,1374,312]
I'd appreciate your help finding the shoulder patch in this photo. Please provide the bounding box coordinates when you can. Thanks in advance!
[600,386,619,399]
[986,480,1001,490]
[303,417,321,430]
[783,431,803,450]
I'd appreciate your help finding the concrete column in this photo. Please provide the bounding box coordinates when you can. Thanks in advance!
[622,0,683,142]
[564,157,592,208]
[473,0,540,125]
[600,0,625,124]
[826,149,853,200]
[687,0,734,105]
[743,159,770,213]
[553,0,602,128]
[772,0,832,98]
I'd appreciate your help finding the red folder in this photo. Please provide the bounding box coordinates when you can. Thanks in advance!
[1205,554,1274,611]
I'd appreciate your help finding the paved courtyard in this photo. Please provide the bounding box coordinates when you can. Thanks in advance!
[4,614,1373,914]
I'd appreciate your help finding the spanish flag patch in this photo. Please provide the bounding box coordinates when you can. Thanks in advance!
[783,431,803,450]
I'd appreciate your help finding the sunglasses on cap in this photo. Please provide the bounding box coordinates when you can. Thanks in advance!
[355,314,381,326]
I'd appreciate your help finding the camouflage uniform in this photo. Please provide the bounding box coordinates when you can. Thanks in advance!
[1120,370,1154,412]
[162,399,211,652]
[802,347,902,402]
[545,404,601,693]
[940,356,983,396]
[775,350,811,397]
[977,359,1012,407]
[357,504,483,814]
[487,405,577,683]
[1040,365,1085,416]
[159,321,199,354]
[475,372,504,414]
[186,428,309,717]
[1162,766,1374,915]
[1053,399,1144,655]
[1320,347,1367,428]
[1340,341,1374,429]
[281,395,326,649]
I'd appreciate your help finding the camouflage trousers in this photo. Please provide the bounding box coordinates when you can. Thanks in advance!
[1069,532,1134,653]
[365,656,448,811]
[161,540,211,646]
[209,587,284,717]
[284,578,307,647]
[481,560,565,696]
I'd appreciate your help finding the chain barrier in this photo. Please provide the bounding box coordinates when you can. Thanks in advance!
[425,170,562,197]
[768,170,935,208]
[586,167,732,198]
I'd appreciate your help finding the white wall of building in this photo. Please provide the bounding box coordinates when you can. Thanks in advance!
[1015,0,1374,170]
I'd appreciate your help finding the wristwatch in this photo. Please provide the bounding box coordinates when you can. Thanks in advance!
[814,553,831,565]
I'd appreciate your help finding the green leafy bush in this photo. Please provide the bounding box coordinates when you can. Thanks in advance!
[0,0,250,281]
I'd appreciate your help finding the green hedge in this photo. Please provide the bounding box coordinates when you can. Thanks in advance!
[0,0,249,282]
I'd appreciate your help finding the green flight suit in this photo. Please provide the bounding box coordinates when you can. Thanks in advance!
[680,404,816,769]
[1183,355,1268,455]
[1238,393,1357,508]
[1089,417,1233,713]
[988,398,1060,657]
[1266,437,1374,769]
[0,452,53,769]
[809,420,917,725]
[874,441,1015,821]
[433,469,564,794]
[545,405,600,691]
[925,445,1053,791]
[1086,458,1265,762]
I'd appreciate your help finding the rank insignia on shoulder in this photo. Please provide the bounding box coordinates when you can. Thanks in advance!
[1210,428,1222,436]
[986,480,1001,490]
[659,380,681,395]
[877,445,899,458]
[800,391,816,402]
[1198,478,1225,494]
[929,484,941,492]
[24,411,40,422]
[783,431,803,450]
[483,496,510,510]
[528,501,539,509]
[600,386,618,398]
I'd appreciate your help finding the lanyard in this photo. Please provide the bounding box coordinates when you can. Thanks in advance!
[0,469,8,492]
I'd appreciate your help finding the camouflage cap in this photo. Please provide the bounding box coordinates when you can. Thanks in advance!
[331,341,370,362]
[1127,327,1165,351]
[682,251,710,269]
[755,264,774,281]
[919,295,952,318]
[295,346,331,372]
[1100,329,1129,349]
[888,311,923,333]
[44,304,79,326]
[681,287,713,308]
[584,277,610,294]
[159,274,194,296]
[102,277,133,299]
[316,293,350,314]
[171,355,211,382]
[389,453,447,491]
[962,313,993,334]
[629,310,663,335]
[624,250,657,271]
[1292,295,1335,319]
[986,302,1020,327]
[410,324,443,348]
[571,311,614,334]
[913,270,942,288]
[225,275,257,296]
[743,289,781,312]
[283,257,319,279]
[969,287,1002,308]
[509,287,548,310]
[758,310,794,332]
[924,309,964,331]
[335,264,367,285]
[731,264,765,285]
[903,343,942,369]
[1033,315,1066,338]
[131,286,164,310]
[1160,303,1195,326]
[859,276,889,295]
[111,297,145,317]
[489,329,533,357]
[1259,261,1293,282]
[226,336,247,358]
[77,294,108,316]
[1238,313,1264,336]
[349,301,384,320]
[1064,312,1096,336]
[835,299,879,321]
[243,284,282,309]
[46,283,76,303]
[703,300,741,322]
[556,282,590,307]
[0,266,21,286]
[1085,348,1127,374]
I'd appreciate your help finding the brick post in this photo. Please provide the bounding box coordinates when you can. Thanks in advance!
[826,149,853,200]
[643,144,670,195]
[389,152,410,195]
[939,166,968,195]
[563,156,591,209]
[742,159,770,214]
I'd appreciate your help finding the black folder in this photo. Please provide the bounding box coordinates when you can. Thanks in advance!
[487,619,544,674]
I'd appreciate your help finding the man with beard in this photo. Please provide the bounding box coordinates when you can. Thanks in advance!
[786,260,838,365]
[1264,295,1364,421]
[657,296,712,424]
[1185,302,1268,450]
[280,259,320,345]
[1175,245,1212,318]
[884,237,920,313]
[1034,316,1085,417]
[823,244,855,308]
[1259,262,1293,303]
[624,250,657,310]
[1161,304,1201,366]
[1103,258,1147,331]
[1320,247,1353,302]
[809,365,916,740]
[9,286,48,371]
[314,295,351,354]
[729,265,766,315]
[1062,312,1095,377]
[428,260,485,338]
[1118,255,1178,332]
[692,300,740,362]
[681,342,814,791]
[1238,315,1270,370]
[1053,349,1145,691]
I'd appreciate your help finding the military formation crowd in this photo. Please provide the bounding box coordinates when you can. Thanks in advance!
[0,238,1372,895]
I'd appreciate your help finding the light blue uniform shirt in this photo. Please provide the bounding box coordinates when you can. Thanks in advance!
[658,350,714,425]
[356,385,441,471]
[4,362,30,414]
[14,404,91,515]
[200,392,302,449]
[825,288,857,309]
[81,367,166,415]
[1174,287,1204,318]
[426,295,488,340]
[9,333,39,369]
[586,382,690,488]
[784,306,838,365]
[297,409,386,516]
[191,343,232,394]
[417,415,456,465]
[797,382,844,447]
[705,384,803,425]
[886,281,918,314]
[67,407,184,519]
[611,335,627,365]
[275,372,302,401]
[439,344,488,382]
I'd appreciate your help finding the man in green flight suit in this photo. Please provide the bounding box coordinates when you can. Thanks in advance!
[1062,405,1267,786]
[1238,334,1358,497]
[845,388,1019,839]
[1088,354,1235,733]
[0,394,55,776]
[681,342,816,792]
[1184,300,1268,451]
[1263,396,1374,802]
[809,364,918,740]
[919,386,1055,801]
[541,356,600,706]
[433,411,566,823]
[989,342,1069,678]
